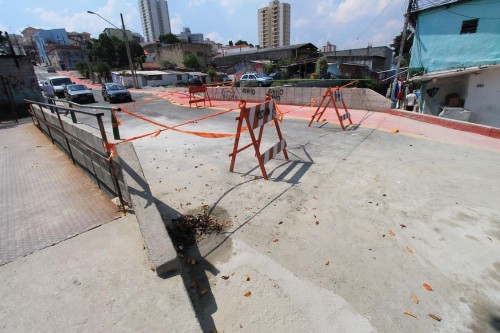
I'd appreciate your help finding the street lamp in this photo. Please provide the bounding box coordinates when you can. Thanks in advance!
[87,10,138,88]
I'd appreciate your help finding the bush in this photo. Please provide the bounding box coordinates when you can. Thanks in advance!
[160,60,176,70]
[75,61,89,78]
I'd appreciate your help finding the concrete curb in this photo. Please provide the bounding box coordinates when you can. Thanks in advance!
[116,142,179,278]
[385,109,500,139]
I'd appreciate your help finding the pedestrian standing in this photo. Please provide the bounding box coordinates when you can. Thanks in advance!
[43,82,56,105]
[404,90,417,112]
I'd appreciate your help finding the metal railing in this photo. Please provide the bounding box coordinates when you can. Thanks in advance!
[24,99,127,213]
[47,98,123,140]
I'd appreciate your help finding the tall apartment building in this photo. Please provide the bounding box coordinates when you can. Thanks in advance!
[138,0,172,43]
[258,0,291,49]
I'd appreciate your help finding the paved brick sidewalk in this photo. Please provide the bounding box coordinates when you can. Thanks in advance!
[0,118,119,265]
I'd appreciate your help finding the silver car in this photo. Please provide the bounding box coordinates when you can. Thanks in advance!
[239,72,273,87]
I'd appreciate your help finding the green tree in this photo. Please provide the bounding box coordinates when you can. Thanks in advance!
[263,63,275,76]
[92,60,111,80]
[316,56,328,78]
[129,41,145,70]
[92,34,116,66]
[183,53,201,69]
[160,60,176,70]
[228,40,233,47]
[207,68,217,82]
[235,40,248,46]
[159,33,180,44]
[390,29,414,67]
[0,32,6,43]
[75,61,89,77]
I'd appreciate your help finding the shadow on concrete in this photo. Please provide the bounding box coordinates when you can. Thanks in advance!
[155,199,221,333]
[490,315,500,332]
[203,180,295,259]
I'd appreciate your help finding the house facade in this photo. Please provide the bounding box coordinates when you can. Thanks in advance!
[409,0,500,127]
[322,46,393,80]
[33,29,70,65]
[155,42,212,70]
[111,70,188,87]
[213,43,319,78]
[47,44,88,71]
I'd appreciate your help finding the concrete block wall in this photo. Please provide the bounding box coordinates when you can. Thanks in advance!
[208,87,391,111]
[0,57,44,119]
[31,105,129,203]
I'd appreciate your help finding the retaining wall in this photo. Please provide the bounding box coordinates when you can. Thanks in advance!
[31,105,129,203]
[207,87,391,111]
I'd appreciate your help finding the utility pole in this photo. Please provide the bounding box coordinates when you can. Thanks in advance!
[120,13,139,88]
[392,0,417,104]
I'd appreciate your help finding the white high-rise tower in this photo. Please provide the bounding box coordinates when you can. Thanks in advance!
[258,0,291,49]
[138,0,172,42]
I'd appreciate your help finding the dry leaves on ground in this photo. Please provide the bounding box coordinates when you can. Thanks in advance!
[412,296,420,304]
[423,283,434,291]
[403,311,417,319]
[429,314,442,321]
[244,291,252,297]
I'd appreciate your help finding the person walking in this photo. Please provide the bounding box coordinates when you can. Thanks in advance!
[43,82,56,105]
[404,90,417,112]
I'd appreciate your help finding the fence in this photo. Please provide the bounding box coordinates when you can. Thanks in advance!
[25,99,128,212]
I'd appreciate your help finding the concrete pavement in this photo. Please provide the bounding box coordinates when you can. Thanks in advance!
[2,75,500,332]
[0,118,201,332]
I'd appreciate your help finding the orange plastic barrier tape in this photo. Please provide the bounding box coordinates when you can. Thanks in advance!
[110,107,248,145]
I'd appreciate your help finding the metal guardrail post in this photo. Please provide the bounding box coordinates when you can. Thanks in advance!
[67,102,78,123]
[54,105,76,165]
[111,108,121,140]
[97,115,126,214]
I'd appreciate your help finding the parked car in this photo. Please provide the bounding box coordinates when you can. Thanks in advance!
[63,84,95,104]
[187,75,203,86]
[239,72,273,87]
[101,83,132,103]
[269,72,281,80]
[38,80,47,91]
[47,76,74,97]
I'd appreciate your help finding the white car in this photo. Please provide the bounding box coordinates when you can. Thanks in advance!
[38,80,47,90]
[47,76,74,97]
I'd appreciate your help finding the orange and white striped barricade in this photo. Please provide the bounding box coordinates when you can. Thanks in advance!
[189,85,212,108]
[308,81,358,130]
[229,99,289,180]
[308,88,353,130]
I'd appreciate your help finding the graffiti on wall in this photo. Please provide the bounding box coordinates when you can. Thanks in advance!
[221,88,238,101]
[268,87,284,101]
[242,88,255,95]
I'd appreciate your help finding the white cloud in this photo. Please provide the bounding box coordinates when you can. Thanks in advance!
[315,0,334,16]
[206,31,224,43]
[170,14,183,34]
[25,0,138,37]
[188,0,212,7]
[294,17,310,28]
[331,0,391,23]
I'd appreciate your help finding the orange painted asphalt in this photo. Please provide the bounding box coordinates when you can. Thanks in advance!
[159,89,500,153]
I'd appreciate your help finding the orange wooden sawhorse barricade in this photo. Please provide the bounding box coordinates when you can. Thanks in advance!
[189,85,212,108]
[308,81,357,130]
[229,99,288,180]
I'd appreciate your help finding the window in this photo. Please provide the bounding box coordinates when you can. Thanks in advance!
[147,75,162,80]
[460,19,479,34]
[197,52,203,57]
[177,75,182,80]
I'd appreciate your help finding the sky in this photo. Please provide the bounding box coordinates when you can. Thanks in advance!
[0,0,408,50]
